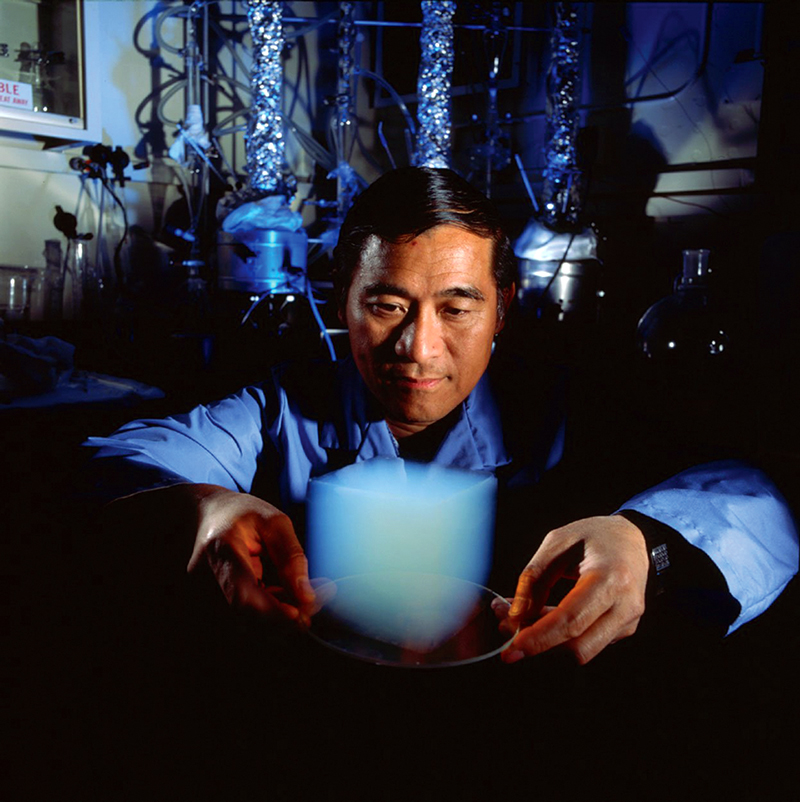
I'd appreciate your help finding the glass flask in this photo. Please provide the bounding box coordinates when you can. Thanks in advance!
[43,239,64,321]
[636,249,729,360]
[62,239,87,320]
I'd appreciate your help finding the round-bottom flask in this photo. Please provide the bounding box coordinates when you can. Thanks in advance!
[636,249,729,360]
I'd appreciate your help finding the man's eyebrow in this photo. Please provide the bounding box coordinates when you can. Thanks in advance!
[438,286,486,302]
[362,282,411,298]
[361,282,486,302]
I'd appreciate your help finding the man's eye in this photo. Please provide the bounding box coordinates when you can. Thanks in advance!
[443,307,470,318]
[368,302,404,316]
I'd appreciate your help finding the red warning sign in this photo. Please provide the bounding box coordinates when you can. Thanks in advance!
[0,79,33,110]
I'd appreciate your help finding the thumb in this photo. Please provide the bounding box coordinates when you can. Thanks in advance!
[509,537,584,620]
[262,513,315,607]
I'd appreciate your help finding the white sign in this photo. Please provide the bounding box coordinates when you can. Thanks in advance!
[0,79,33,110]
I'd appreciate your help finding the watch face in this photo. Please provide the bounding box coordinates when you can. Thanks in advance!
[651,543,670,575]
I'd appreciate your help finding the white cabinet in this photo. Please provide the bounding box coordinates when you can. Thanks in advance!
[0,0,100,142]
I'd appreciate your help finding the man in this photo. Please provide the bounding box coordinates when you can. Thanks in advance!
[86,167,798,665]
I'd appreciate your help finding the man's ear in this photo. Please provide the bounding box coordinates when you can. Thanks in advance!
[337,305,347,326]
[495,282,516,333]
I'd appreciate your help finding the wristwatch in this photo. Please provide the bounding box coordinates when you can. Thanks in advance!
[615,509,741,632]
[647,540,671,596]
[616,510,671,597]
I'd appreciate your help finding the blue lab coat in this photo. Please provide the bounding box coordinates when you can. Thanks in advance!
[85,356,798,634]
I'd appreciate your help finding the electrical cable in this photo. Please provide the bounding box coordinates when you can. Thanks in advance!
[286,33,306,123]
[99,175,130,289]
[210,134,237,183]
[286,117,337,172]
[621,3,710,104]
[142,7,322,183]
[170,162,195,226]
[211,109,248,138]
[212,121,246,139]
[178,123,227,184]
[132,3,180,66]
[492,3,715,129]
[156,79,189,126]
[515,153,539,213]
[134,75,187,131]
[95,175,107,285]
[629,10,699,98]
[206,73,252,97]
[208,16,252,76]
[305,275,337,361]
[73,173,87,225]
[203,102,243,135]
[627,30,698,93]
[240,290,269,327]
[279,74,315,131]
[207,71,315,143]
[61,176,89,281]
[355,68,417,136]
[155,5,194,56]
[625,4,734,214]
[326,106,355,168]
[284,10,339,40]
[653,195,730,217]
[190,159,210,235]
[240,287,294,329]
[377,120,397,170]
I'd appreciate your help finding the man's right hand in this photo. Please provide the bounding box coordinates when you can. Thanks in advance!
[184,484,317,629]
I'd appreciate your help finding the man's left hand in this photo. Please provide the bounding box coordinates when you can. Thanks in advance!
[499,515,649,665]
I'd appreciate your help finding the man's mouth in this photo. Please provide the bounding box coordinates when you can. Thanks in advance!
[384,374,445,390]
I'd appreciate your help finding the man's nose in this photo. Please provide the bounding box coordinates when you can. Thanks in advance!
[394,310,444,363]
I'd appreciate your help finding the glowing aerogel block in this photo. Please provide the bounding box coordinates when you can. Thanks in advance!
[306,458,497,650]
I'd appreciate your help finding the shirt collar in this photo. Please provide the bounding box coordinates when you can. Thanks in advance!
[320,357,510,472]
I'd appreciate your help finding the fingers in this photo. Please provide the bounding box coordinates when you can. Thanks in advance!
[508,536,583,621]
[564,607,641,664]
[496,599,555,638]
[503,571,644,665]
[260,513,316,610]
[208,538,308,629]
[192,491,319,629]
[491,596,511,621]
[504,606,641,665]
[501,516,648,665]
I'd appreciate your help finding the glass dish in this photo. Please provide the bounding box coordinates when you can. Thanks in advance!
[308,571,514,668]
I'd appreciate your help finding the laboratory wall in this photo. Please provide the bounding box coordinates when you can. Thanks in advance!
[0,0,795,397]
[0,2,784,276]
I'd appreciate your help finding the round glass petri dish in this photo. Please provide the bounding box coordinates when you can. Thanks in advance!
[308,572,515,668]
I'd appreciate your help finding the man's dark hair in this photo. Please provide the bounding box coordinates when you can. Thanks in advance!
[333,167,516,317]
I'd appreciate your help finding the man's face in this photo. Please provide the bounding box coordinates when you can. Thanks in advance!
[342,224,510,438]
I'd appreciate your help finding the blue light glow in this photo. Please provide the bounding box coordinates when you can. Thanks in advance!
[306,458,497,649]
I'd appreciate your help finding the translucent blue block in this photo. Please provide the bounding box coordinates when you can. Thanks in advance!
[306,459,498,652]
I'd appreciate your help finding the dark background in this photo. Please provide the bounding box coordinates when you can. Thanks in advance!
[3,3,798,799]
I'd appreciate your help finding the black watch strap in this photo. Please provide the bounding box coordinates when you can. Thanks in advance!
[617,510,672,597]
[616,509,741,632]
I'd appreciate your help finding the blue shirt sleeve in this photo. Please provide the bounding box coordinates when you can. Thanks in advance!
[618,459,799,634]
[84,385,271,496]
